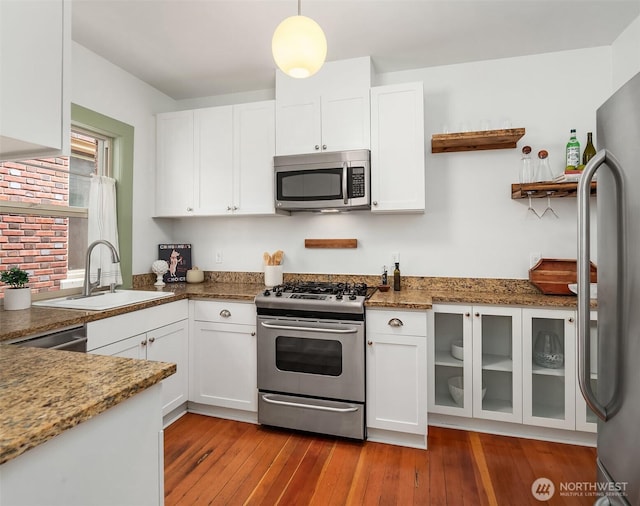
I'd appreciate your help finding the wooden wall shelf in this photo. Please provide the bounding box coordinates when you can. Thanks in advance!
[511,181,597,199]
[431,128,525,153]
[304,238,358,249]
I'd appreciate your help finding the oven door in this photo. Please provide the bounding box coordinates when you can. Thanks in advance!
[257,316,365,402]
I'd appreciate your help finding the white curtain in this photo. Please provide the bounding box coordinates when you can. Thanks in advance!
[88,175,123,287]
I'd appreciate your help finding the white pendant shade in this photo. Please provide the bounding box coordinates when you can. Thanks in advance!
[272,15,327,79]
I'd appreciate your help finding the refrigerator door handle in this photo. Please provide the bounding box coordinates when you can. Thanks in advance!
[577,149,624,422]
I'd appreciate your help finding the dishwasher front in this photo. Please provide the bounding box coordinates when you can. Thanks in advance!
[8,325,88,352]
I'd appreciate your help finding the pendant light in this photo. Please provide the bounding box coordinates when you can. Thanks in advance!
[272,0,327,79]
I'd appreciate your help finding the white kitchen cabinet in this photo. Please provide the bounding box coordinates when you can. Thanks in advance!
[275,91,370,155]
[522,308,576,430]
[428,304,522,424]
[0,0,70,161]
[575,310,599,433]
[87,300,189,417]
[366,309,427,448]
[370,82,425,213]
[155,100,275,217]
[190,300,257,415]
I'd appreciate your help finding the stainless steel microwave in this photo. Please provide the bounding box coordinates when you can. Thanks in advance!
[274,149,371,212]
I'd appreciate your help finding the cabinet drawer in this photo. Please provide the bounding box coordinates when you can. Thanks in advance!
[366,309,427,336]
[192,300,256,325]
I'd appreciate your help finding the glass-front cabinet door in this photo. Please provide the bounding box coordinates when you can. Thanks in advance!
[522,308,576,430]
[428,305,473,417]
[472,307,522,423]
[575,310,598,433]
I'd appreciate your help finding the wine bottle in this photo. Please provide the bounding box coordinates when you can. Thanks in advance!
[582,132,596,165]
[565,129,580,170]
[393,262,401,291]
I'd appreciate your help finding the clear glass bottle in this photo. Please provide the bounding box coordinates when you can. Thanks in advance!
[519,145,533,184]
[536,150,554,182]
[582,132,596,166]
[566,129,580,170]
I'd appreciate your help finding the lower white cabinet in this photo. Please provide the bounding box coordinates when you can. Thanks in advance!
[365,309,427,448]
[87,300,189,417]
[189,300,257,414]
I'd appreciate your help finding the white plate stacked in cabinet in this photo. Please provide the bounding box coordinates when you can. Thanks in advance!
[365,309,428,449]
[189,300,257,423]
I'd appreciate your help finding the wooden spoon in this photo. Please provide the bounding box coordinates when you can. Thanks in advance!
[263,252,272,266]
[272,250,284,265]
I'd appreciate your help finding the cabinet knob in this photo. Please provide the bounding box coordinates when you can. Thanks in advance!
[148,337,155,343]
[475,312,480,317]
[465,312,471,317]
[568,317,575,323]
[233,206,238,211]
[251,331,256,336]
[141,339,147,346]
[322,144,327,150]
[220,309,231,318]
[227,206,232,211]
[186,207,193,212]
[388,318,404,327]
[314,145,320,150]
[367,340,373,346]
[372,201,378,206]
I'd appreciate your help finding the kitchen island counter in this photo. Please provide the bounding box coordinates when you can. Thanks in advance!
[0,345,175,465]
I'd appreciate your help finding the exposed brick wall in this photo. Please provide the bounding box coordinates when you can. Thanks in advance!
[0,158,70,297]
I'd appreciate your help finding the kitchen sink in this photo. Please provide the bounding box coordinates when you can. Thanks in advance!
[32,290,174,311]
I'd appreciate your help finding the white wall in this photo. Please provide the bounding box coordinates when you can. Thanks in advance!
[71,42,176,274]
[612,14,640,90]
[170,47,611,279]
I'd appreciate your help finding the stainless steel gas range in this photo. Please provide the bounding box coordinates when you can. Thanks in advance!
[255,281,374,440]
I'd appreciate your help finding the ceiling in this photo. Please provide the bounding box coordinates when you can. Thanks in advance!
[72,0,640,100]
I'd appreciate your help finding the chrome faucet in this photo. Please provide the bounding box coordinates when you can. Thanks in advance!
[82,240,121,297]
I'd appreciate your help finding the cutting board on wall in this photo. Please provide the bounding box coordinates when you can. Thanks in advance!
[529,258,597,295]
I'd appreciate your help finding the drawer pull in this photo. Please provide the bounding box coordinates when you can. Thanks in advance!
[220,309,231,318]
[388,318,404,327]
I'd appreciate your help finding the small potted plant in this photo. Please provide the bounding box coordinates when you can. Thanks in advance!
[1,266,31,310]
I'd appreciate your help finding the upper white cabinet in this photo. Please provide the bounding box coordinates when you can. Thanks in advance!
[275,57,372,156]
[0,0,70,161]
[275,92,370,155]
[370,82,425,213]
[155,100,276,217]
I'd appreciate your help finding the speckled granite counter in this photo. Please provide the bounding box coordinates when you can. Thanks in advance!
[0,345,175,465]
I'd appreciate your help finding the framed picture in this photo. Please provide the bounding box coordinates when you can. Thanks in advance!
[158,244,192,283]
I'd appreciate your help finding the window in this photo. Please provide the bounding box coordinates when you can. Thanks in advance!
[0,127,113,296]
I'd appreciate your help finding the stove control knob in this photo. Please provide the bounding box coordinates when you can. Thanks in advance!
[349,293,357,300]
[275,290,283,297]
[336,293,343,300]
[263,289,271,296]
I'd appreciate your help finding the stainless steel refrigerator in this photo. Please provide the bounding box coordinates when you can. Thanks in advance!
[577,70,640,506]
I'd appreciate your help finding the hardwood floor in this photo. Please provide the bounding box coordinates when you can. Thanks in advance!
[164,414,596,505]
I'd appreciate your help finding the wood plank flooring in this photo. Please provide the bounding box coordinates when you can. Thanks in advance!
[164,414,596,505]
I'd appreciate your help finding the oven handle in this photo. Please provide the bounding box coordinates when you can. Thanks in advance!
[342,162,349,204]
[260,321,359,334]
[261,394,359,413]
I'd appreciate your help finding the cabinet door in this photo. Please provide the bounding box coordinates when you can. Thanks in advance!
[320,91,370,152]
[195,106,233,215]
[522,309,576,430]
[366,311,427,435]
[575,311,598,432]
[472,307,522,423]
[190,321,257,412]
[275,97,321,155]
[428,305,474,417]
[147,320,189,416]
[0,0,69,161]
[155,111,195,216]
[92,334,145,359]
[370,82,425,213]
[233,101,276,215]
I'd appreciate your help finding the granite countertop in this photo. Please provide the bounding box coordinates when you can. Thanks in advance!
[0,345,175,465]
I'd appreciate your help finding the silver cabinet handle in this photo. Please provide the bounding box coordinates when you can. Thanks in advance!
[578,149,624,422]
[220,309,231,318]
[322,144,327,150]
[314,144,320,150]
[261,394,358,413]
[387,318,403,327]
[342,162,349,205]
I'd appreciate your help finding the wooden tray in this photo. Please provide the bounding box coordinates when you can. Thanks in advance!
[529,258,597,295]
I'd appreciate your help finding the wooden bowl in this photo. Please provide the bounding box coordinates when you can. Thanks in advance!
[377,285,391,292]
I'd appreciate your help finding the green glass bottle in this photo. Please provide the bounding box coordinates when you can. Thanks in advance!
[565,129,580,170]
[582,132,596,165]
[393,262,401,291]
